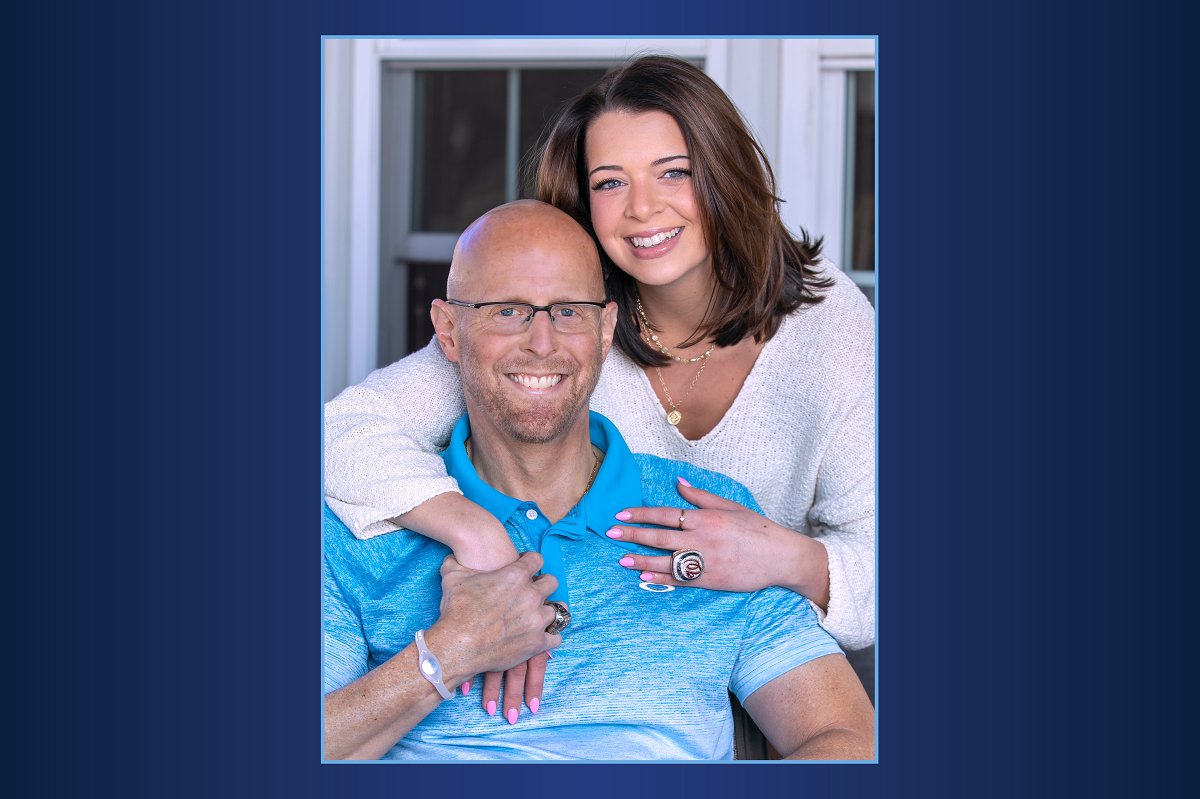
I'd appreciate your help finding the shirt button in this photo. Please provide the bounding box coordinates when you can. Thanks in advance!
[525,509,538,520]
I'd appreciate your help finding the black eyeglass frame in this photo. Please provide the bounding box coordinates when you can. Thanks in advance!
[444,298,610,334]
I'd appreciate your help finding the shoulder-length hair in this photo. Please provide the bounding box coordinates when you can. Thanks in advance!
[534,54,831,368]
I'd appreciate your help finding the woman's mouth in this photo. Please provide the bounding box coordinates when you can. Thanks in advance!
[630,227,682,248]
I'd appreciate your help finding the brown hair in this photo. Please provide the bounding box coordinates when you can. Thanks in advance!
[534,54,831,368]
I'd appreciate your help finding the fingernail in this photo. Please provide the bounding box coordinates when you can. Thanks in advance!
[615,511,632,521]
[486,701,496,716]
[545,650,553,660]
[640,572,654,581]
[529,697,539,714]
[619,556,635,567]
[606,528,623,538]
[677,476,692,487]
[507,708,518,724]
[461,681,472,695]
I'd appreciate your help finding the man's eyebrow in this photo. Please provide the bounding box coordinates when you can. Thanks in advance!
[587,155,690,178]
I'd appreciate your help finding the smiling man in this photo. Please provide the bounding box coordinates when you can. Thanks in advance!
[322,201,875,760]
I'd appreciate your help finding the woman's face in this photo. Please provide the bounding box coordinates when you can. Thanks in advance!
[584,110,712,290]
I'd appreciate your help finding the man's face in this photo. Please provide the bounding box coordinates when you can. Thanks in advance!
[440,210,616,445]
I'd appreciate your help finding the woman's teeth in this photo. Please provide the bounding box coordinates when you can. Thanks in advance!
[631,228,681,248]
[509,374,563,389]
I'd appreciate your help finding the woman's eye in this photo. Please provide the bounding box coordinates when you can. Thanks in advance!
[663,168,692,180]
[591,178,622,191]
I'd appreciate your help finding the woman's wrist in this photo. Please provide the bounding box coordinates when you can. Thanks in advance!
[777,531,831,612]
[393,492,517,571]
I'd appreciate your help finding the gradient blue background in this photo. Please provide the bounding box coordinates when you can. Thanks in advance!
[15,0,1182,795]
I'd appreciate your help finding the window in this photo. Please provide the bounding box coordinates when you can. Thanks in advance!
[844,70,875,305]
[380,64,615,364]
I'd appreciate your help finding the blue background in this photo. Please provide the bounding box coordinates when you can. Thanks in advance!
[15,0,1182,795]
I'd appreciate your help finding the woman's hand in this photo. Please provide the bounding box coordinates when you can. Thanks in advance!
[606,477,832,609]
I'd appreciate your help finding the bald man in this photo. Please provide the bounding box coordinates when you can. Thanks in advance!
[323,201,874,760]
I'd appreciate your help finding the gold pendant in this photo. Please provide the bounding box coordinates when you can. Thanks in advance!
[667,410,682,425]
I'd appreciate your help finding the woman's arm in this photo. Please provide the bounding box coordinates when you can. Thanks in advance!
[324,338,517,570]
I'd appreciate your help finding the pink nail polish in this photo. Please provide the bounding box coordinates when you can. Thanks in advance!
[606,528,622,538]
[615,511,632,521]
[486,701,496,716]
[619,556,635,567]
[640,572,654,581]
[677,476,692,487]
[545,650,553,660]
[529,697,539,714]
[461,681,472,695]
[507,708,518,724]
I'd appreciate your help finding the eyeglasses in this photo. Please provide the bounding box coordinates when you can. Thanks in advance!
[445,299,608,335]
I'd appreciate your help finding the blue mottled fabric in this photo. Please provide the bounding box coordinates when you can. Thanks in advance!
[323,412,842,760]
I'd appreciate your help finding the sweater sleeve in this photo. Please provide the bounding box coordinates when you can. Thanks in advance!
[806,360,875,651]
[324,337,467,539]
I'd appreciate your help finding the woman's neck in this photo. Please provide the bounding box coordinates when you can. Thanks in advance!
[635,268,718,351]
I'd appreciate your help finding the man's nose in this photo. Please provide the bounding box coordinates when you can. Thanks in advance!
[522,309,557,355]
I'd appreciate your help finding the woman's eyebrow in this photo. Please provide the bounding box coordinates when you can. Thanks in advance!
[587,154,690,178]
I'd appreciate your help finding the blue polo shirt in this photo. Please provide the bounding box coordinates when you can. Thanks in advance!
[323,411,842,760]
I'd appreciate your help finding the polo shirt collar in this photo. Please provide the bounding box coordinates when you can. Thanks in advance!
[442,411,643,543]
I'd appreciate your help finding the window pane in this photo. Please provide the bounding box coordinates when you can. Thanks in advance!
[851,71,875,273]
[407,262,451,353]
[413,71,508,232]
[517,68,609,197]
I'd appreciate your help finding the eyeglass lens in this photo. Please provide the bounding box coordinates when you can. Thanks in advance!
[482,304,601,334]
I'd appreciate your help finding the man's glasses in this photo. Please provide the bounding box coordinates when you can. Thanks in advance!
[445,300,608,335]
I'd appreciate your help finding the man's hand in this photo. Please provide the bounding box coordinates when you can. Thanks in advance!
[424,551,562,685]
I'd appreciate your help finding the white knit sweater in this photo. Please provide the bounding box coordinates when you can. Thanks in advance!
[324,266,875,650]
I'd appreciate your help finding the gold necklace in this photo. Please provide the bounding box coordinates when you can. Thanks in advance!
[466,439,600,502]
[635,293,714,426]
[655,358,711,426]
[635,294,715,363]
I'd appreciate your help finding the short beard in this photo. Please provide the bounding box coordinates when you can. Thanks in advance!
[459,335,603,445]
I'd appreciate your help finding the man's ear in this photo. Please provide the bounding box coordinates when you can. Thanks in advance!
[430,300,462,363]
[599,301,618,360]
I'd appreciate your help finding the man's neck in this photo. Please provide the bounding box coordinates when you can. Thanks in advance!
[465,412,598,525]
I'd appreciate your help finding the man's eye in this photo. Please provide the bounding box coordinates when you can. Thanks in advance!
[557,308,578,318]
[497,307,520,317]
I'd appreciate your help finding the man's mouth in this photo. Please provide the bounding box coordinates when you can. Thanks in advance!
[630,227,682,248]
[507,373,564,389]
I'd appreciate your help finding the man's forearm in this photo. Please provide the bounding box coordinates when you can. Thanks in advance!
[323,625,475,760]
[391,492,518,571]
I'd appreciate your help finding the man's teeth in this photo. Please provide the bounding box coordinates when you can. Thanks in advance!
[631,228,681,248]
[509,374,563,389]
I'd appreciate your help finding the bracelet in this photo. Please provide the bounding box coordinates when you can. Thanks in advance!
[414,629,453,700]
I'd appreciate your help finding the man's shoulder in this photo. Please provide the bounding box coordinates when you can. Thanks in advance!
[630,453,762,514]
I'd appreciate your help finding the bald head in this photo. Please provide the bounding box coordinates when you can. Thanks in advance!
[447,200,603,300]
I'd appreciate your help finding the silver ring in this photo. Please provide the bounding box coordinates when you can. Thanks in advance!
[671,549,705,582]
[544,601,571,634]
[678,509,686,529]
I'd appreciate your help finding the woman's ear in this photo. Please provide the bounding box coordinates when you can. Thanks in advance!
[430,300,462,363]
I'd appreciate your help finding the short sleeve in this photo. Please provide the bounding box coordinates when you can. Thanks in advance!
[727,586,845,704]
[323,555,370,693]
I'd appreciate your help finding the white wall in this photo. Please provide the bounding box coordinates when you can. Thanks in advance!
[323,38,874,401]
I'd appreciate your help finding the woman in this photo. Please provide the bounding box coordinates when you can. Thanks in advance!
[325,55,874,704]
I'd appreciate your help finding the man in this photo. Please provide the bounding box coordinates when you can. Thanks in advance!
[323,201,875,760]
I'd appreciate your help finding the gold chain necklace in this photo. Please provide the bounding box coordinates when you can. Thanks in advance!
[466,439,600,503]
[635,294,715,363]
[635,293,714,426]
